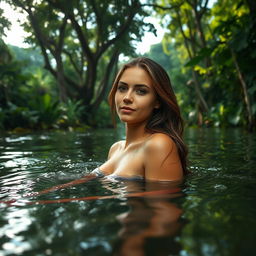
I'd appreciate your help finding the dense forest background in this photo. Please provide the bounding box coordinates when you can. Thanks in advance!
[0,0,255,131]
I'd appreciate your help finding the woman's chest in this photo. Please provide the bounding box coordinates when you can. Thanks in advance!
[101,147,145,177]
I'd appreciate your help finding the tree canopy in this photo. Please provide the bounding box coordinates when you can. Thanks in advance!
[154,0,256,130]
[6,0,155,111]
[0,0,255,130]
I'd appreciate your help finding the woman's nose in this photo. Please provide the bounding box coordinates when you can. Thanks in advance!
[123,91,133,103]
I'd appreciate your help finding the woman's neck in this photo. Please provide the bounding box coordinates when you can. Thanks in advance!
[124,122,150,148]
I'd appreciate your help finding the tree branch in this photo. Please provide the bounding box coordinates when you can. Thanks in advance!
[63,49,82,77]
[12,0,56,77]
[230,48,253,130]
[68,13,94,61]
[140,2,184,11]
[56,15,67,52]
[91,49,119,110]
[89,0,103,51]
[176,10,193,59]
[95,0,139,60]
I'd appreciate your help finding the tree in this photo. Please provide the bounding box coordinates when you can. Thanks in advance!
[209,0,256,130]
[6,0,155,120]
[154,0,211,125]
[144,42,191,118]
[0,6,11,38]
[154,0,256,129]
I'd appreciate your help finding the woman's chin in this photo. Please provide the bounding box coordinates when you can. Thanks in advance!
[120,118,133,123]
[119,118,148,127]
[118,114,133,123]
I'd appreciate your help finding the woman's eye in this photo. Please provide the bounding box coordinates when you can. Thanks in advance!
[136,89,148,95]
[117,85,127,92]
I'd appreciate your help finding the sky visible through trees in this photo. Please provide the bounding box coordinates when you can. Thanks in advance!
[0,2,164,54]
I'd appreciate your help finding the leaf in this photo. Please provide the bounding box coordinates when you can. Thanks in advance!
[185,55,204,67]
[185,47,213,67]
[42,94,51,109]
[194,65,207,75]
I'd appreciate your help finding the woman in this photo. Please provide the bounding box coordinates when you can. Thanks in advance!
[94,57,187,181]
[28,57,187,198]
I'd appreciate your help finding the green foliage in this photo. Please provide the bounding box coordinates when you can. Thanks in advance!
[27,93,61,129]
[155,0,256,129]
[9,45,44,73]
[206,0,256,128]
[0,7,10,37]
[0,39,61,130]
[0,42,92,130]
[145,42,191,117]
[59,99,85,128]
[1,103,38,129]
[0,40,29,108]
[185,47,213,68]
[87,101,113,128]
[1,1,255,130]
[5,0,155,114]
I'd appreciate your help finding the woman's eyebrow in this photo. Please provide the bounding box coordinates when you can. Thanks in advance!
[118,81,127,85]
[118,81,150,88]
[134,84,150,89]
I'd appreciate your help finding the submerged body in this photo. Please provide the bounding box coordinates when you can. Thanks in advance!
[98,133,183,181]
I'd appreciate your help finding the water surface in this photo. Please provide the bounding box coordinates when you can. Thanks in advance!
[0,128,255,255]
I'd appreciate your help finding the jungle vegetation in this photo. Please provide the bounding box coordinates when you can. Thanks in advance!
[0,0,255,131]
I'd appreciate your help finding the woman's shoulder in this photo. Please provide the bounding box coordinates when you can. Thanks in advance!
[144,133,183,181]
[111,140,125,149]
[108,140,125,158]
[145,133,176,153]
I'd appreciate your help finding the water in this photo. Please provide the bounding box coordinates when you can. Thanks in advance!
[0,128,256,256]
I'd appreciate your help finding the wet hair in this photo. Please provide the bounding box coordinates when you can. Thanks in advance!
[108,57,188,174]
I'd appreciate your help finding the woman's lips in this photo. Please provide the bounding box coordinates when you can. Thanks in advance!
[120,106,135,113]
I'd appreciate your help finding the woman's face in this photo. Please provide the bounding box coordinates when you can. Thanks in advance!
[115,66,159,125]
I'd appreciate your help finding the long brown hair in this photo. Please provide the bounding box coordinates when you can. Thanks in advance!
[108,57,188,174]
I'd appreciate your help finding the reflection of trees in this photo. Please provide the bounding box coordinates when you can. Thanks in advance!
[111,181,185,256]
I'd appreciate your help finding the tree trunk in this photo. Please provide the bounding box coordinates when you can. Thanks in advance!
[191,3,212,68]
[177,10,209,115]
[55,55,68,102]
[231,49,254,131]
[83,60,97,106]
[91,49,120,112]
[192,71,209,113]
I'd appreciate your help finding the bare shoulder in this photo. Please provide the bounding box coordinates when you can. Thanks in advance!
[145,133,176,153]
[144,133,183,181]
[108,140,124,159]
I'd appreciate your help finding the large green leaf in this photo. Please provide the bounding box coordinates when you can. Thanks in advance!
[185,47,213,67]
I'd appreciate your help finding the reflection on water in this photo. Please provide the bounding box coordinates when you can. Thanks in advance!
[113,181,184,256]
[0,128,256,255]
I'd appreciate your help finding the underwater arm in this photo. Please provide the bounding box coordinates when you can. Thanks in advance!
[25,173,98,197]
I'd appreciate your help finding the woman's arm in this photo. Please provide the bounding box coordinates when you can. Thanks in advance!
[29,141,123,197]
[25,174,98,197]
[144,133,183,181]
